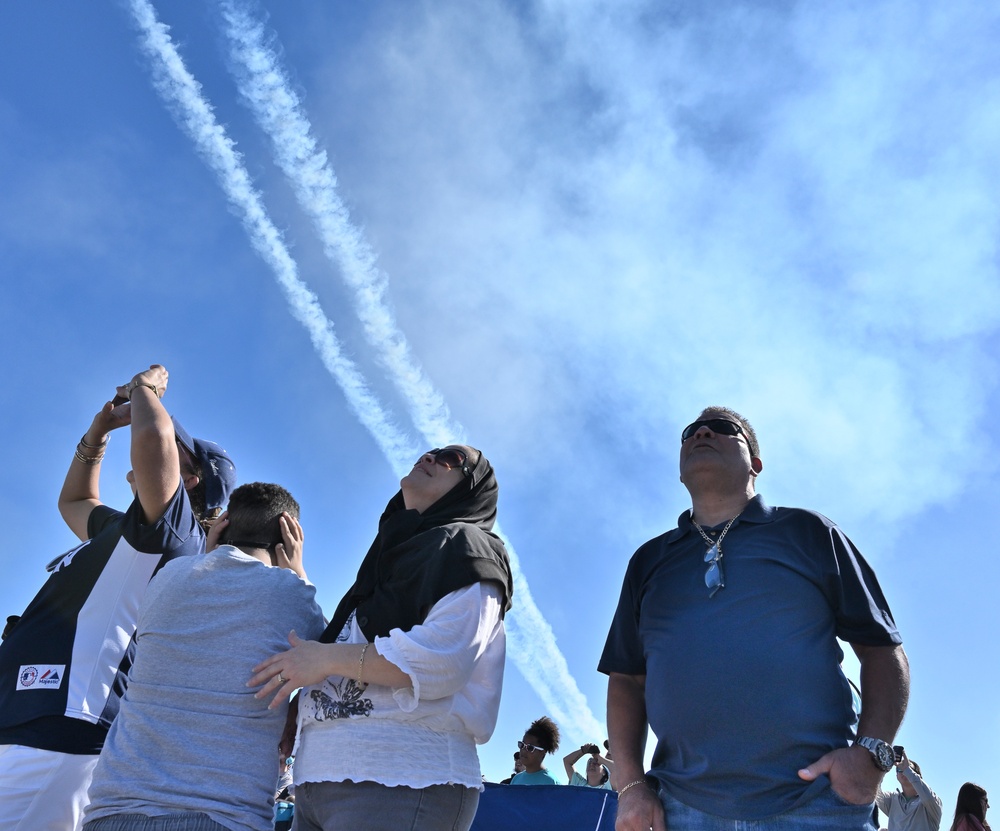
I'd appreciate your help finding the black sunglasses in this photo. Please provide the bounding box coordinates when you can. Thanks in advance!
[427,448,471,477]
[680,418,745,444]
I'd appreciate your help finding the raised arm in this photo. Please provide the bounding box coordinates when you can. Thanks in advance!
[58,396,133,541]
[125,365,183,526]
[563,745,592,782]
[899,758,943,825]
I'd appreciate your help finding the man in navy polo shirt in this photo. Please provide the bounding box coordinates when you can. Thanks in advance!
[0,364,236,831]
[600,406,909,831]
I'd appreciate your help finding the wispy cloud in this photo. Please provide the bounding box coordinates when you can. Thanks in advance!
[127,0,603,741]
[218,0,456,448]
[310,0,1000,534]
[216,0,601,739]
[125,0,416,476]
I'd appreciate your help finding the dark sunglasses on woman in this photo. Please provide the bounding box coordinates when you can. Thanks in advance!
[426,448,471,477]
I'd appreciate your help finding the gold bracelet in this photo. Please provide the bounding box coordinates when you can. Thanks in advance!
[74,447,105,466]
[79,433,109,449]
[618,779,649,797]
[127,381,159,400]
[357,643,370,687]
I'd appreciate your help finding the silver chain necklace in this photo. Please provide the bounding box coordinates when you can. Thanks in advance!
[692,505,746,597]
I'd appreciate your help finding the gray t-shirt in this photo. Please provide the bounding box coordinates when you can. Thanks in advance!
[85,546,325,831]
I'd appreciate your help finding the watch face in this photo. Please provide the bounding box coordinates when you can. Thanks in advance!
[859,736,895,771]
[875,743,895,771]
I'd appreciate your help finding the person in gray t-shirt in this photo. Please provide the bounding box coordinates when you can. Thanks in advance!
[83,482,325,831]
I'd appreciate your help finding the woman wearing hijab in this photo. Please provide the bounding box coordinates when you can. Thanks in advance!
[949,783,991,831]
[251,446,513,831]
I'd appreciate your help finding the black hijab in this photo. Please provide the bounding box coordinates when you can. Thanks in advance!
[320,447,513,643]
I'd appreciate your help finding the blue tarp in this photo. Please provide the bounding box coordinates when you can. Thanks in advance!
[471,783,618,831]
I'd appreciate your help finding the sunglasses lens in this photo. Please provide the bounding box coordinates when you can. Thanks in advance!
[440,450,463,468]
[429,448,467,471]
[681,419,742,442]
[712,420,741,436]
[705,561,724,596]
[704,543,724,597]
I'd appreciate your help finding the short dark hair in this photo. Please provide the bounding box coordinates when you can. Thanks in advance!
[909,759,921,777]
[225,482,300,549]
[698,405,760,458]
[526,716,560,753]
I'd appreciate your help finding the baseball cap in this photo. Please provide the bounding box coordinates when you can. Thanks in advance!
[171,416,237,512]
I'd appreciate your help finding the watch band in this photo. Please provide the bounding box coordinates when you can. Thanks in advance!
[856,735,894,772]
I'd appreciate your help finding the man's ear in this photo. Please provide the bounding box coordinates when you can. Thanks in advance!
[750,457,763,476]
[182,473,201,492]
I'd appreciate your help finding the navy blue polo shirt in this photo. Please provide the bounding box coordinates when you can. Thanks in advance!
[0,484,205,753]
[599,494,901,819]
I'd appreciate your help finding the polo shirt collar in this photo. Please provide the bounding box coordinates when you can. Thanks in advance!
[664,493,774,544]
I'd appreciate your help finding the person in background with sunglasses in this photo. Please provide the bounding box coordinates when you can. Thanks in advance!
[600,406,909,831]
[251,446,513,831]
[510,716,561,786]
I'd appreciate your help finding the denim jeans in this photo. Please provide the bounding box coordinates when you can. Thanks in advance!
[660,782,876,831]
[293,780,480,831]
[84,814,229,831]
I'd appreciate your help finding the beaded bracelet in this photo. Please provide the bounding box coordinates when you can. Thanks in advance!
[617,779,650,797]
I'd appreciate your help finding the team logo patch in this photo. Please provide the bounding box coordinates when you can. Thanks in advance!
[16,665,64,691]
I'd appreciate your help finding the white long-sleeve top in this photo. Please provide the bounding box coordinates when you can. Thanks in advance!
[875,767,943,831]
[294,582,505,790]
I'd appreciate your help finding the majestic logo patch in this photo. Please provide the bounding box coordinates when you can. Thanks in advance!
[17,665,65,690]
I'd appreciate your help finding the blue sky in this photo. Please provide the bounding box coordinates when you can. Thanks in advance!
[2,0,998,808]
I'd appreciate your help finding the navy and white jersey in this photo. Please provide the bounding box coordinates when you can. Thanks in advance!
[0,483,205,754]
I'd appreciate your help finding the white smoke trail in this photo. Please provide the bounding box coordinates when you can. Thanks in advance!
[218,0,456,448]
[125,0,417,478]
[216,1,604,740]
[127,0,603,741]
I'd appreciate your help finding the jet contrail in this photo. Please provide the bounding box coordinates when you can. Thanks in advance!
[127,0,603,741]
[218,0,456,448]
[216,0,603,741]
[125,0,417,478]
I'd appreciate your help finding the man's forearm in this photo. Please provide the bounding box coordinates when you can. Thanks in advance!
[855,643,909,741]
[606,672,649,788]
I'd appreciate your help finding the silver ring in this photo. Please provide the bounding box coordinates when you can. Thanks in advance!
[277,673,286,684]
